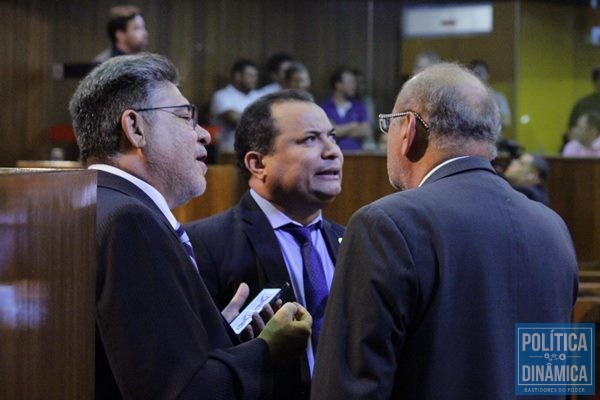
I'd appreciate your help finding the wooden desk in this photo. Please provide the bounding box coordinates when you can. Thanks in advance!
[0,168,95,399]
[16,160,82,169]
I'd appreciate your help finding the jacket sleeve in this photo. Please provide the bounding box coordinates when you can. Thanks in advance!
[311,205,418,400]
[97,205,272,400]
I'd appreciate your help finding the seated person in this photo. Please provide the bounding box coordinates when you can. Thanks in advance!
[93,5,148,63]
[211,59,261,152]
[319,68,372,150]
[282,62,311,92]
[568,66,600,128]
[503,153,550,205]
[256,53,294,96]
[563,111,600,157]
[469,59,512,132]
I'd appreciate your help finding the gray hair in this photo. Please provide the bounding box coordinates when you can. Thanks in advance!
[398,62,501,158]
[69,53,179,162]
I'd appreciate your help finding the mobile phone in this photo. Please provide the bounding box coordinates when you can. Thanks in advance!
[230,287,282,335]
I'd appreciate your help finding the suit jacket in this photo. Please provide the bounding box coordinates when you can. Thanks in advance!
[185,191,345,400]
[311,157,579,400]
[95,171,273,400]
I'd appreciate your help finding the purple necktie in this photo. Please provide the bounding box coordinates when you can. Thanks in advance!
[176,224,198,271]
[282,223,328,350]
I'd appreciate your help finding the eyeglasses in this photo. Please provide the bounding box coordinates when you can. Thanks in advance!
[378,111,430,134]
[133,104,198,128]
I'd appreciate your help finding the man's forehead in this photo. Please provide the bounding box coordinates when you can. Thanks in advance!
[272,101,331,130]
[152,82,187,105]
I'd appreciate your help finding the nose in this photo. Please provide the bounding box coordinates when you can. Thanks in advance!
[322,137,342,160]
[196,125,211,145]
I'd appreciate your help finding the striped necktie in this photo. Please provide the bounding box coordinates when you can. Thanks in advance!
[281,222,328,351]
[176,224,198,271]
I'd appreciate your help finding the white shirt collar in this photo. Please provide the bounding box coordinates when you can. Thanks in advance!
[89,164,179,230]
[249,189,322,229]
[418,156,469,187]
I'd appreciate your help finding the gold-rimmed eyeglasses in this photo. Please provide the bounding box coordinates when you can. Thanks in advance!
[134,104,198,128]
[378,111,430,134]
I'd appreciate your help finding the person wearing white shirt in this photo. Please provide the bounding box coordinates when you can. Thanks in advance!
[211,59,261,151]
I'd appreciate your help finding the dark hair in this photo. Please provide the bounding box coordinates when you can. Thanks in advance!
[468,59,489,72]
[231,59,257,76]
[284,62,308,84]
[266,53,293,75]
[69,53,179,163]
[530,155,549,183]
[584,110,600,131]
[330,67,354,90]
[106,5,143,44]
[592,67,600,83]
[234,90,314,180]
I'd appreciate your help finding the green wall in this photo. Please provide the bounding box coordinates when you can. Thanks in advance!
[517,2,600,154]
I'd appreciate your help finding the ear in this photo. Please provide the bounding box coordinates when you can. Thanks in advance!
[120,110,146,148]
[244,151,267,181]
[399,113,418,156]
[115,29,126,45]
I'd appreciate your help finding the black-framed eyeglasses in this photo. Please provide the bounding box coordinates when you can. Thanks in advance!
[133,104,198,128]
[378,110,430,134]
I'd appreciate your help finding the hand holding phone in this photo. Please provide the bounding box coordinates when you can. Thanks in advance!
[230,287,283,335]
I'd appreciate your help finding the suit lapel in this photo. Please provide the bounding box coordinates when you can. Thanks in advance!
[237,192,295,301]
[321,220,342,265]
[97,170,194,268]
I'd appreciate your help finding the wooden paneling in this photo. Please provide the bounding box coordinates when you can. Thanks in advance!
[172,164,244,222]
[176,155,600,267]
[1,0,403,167]
[0,169,96,400]
[547,157,600,265]
[323,153,396,224]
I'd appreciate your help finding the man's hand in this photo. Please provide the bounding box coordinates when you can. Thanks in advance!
[222,284,285,341]
[258,302,312,367]
[221,282,250,323]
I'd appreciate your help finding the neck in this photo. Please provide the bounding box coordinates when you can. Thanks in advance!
[251,183,322,226]
[112,153,178,208]
[114,42,133,55]
[332,92,348,105]
[234,83,250,94]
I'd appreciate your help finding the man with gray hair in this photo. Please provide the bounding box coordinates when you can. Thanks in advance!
[69,53,311,399]
[312,63,578,399]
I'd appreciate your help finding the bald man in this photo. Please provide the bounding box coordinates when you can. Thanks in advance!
[312,63,578,400]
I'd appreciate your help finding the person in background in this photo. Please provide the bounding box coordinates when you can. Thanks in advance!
[257,53,294,96]
[283,62,311,92]
[353,68,378,150]
[311,62,578,399]
[69,53,311,400]
[319,68,372,151]
[93,5,148,63]
[186,90,344,400]
[469,59,512,132]
[568,66,600,129]
[503,153,550,205]
[563,111,600,157]
[412,51,441,75]
[210,59,261,152]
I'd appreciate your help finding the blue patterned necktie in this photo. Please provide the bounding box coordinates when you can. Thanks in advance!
[176,224,198,271]
[281,222,328,351]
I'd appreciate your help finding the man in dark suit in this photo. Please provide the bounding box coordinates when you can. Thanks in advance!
[186,90,344,399]
[69,53,312,400]
[311,63,579,399]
